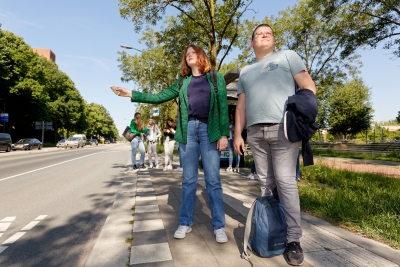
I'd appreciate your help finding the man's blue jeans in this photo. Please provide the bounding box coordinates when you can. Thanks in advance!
[131,136,145,166]
[178,119,226,229]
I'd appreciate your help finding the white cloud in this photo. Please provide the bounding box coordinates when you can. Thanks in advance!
[0,10,44,30]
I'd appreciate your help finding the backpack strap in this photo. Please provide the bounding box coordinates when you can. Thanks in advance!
[210,69,218,93]
[241,198,257,263]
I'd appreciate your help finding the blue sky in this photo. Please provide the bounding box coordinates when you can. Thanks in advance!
[1,0,399,135]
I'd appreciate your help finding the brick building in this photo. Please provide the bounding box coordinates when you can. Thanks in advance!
[32,48,56,62]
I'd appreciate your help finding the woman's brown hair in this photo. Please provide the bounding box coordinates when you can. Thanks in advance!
[165,118,176,129]
[181,44,212,77]
[134,112,143,131]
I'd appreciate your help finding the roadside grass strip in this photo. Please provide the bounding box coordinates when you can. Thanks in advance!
[298,160,400,248]
[312,149,400,162]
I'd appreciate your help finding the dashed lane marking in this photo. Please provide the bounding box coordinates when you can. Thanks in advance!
[0,215,47,254]
[35,215,47,220]
[1,217,16,222]
[21,221,40,231]
[2,232,26,245]
[0,223,11,232]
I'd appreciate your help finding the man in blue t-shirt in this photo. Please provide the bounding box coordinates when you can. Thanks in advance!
[234,24,317,266]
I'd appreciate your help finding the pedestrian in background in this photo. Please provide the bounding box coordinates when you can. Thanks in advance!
[226,113,241,173]
[146,117,161,169]
[163,118,176,171]
[234,23,317,266]
[115,44,230,244]
[129,112,148,172]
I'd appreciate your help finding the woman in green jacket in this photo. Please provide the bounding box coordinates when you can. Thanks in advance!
[116,44,230,244]
[130,112,148,171]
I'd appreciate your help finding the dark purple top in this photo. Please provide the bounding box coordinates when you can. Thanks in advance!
[187,75,210,123]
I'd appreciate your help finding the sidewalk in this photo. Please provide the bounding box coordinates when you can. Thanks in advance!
[86,154,400,267]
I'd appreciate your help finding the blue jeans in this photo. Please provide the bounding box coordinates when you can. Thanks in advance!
[178,119,225,229]
[131,136,145,166]
[228,139,240,167]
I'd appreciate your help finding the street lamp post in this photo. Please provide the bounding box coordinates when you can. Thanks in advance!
[120,45,154,118]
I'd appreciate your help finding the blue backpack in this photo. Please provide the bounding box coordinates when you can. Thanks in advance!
[242,195,287,261]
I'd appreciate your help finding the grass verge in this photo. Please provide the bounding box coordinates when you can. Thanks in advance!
[312,149,400,162]
[299,160,400,248]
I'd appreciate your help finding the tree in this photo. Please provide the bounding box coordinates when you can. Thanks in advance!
[311,0,400,58]
[396,111,400,123]
[118,0,256,69]
[327,78,374,138]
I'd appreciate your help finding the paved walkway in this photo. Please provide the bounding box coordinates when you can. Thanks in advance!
[86,154,400,267]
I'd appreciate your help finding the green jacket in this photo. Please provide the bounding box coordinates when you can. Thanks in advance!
[130,120,148,135]
[130,71,229,144]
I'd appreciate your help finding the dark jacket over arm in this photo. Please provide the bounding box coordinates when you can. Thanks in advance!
[284,89,318,166]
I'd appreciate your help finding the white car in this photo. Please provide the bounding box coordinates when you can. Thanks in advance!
[65,137,84,148]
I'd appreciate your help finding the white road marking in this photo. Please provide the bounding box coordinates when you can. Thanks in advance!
[0,223,11,232]
[2,232,26,244]
[0,152,103,182]
[0,246,8,254]
[1,217,16,222]
[21,221,40,231]
[35,215,47,220]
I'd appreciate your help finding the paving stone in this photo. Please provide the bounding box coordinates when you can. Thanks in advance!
[137,181,153,186]
[169,242,220,267]
[164,224,204,248]
[130,243,172,265]
[333,247,398,267]
[130,261,174,267]
[133,219,165,232]
[135,199,159,206]
[301,235,326,253]
[302,220,331,236]
[136,195,156,201]
[305,250,358,267]
[306,231,359,250]
[137,187,155,193]
[135,205,160,213]
[132,229,168,246]
[134,212,161,221]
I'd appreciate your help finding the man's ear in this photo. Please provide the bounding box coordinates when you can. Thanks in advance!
[250,39,254,48]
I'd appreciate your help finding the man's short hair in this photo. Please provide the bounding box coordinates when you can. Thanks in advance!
[251,23,274,40]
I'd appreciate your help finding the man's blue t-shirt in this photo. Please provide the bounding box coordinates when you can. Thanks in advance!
[237,50,307,127]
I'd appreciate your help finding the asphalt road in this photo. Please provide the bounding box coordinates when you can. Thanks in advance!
[0,143,131,267]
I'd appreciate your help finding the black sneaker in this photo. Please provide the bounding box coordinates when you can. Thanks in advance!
[138,164,148,171]
[283,242,304,266]
[128,165,138,172]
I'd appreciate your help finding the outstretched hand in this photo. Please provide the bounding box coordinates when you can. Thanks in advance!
[115,87,132,98]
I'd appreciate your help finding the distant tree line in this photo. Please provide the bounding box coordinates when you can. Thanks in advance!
[0,26,118,143]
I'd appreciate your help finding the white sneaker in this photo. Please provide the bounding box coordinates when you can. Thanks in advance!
[226,166,233,172]
[234,167,240,173]
[174,167,183,172]
[246,173,254,179]
[163,166,167,171]
[154,164,159,169]
[148,164,153,169]
[214,228,228,243]
[253,174,259,180]
[174,225,192,239]
[167,165,173,170]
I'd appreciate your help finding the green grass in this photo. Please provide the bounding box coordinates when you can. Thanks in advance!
[299,160,400,248]
[313,149,400,162]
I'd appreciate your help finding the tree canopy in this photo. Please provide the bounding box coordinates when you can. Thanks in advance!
[0,27,119,142]
[311,0,400,58]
